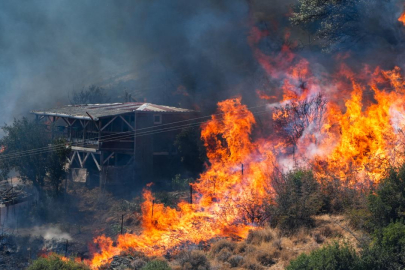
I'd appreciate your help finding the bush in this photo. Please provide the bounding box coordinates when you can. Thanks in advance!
[368,165,405,229]
[228,255,244,267]
[245,229,273,245]
[272,169,323,232]
[216,249,232,262]
[256,251,276,267]
[141,259,171,270]
[178,250,210,270]
[28,254,89,270]
[286,242,360,270]
[242,262,264,270]
[210,239,236,254]
[361,222,405,269]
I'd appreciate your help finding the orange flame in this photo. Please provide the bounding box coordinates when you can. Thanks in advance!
[85,25,405,269]
[399,11,405,25]
[90,98,275,268]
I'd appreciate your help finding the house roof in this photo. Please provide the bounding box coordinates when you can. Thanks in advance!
[31,102,194,121]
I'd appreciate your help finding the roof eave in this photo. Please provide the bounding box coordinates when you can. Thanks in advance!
[31,111,96,121]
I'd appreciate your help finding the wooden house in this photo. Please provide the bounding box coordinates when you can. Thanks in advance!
[31,102,197,188]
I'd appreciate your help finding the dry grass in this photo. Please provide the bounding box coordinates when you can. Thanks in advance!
[186,214,364,269]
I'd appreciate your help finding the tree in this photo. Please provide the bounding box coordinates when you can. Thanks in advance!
[273,93,327,155]
[69,85,110,105]
[290,0,402,52]
[272,169,323,231]
[47,138,71,197]
[0,118,70,196]
[367,164,405,229]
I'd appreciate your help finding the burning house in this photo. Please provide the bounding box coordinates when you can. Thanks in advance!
[31,102,196,188]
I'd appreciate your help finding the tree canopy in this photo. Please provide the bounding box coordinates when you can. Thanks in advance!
[0,118,70,196]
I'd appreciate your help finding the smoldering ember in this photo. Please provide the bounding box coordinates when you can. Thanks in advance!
[4,1,405,270]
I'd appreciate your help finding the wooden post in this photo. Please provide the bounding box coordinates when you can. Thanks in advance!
[65,240,68,256]
[241,164,244,175]
[99,152,104,188]
[121,214,124,234]
[133,112,137,182]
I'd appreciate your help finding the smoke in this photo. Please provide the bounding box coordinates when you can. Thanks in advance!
[0,0,404,130]
[0,0,262,125]
[31,226,72,241]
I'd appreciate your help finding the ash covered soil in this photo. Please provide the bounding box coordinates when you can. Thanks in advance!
[0,183,188,270]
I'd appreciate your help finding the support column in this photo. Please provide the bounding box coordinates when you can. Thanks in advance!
[133,112,137,182]
[99,152,104,188]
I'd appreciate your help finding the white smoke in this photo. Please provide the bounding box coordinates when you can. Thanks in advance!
[31,226,72,241]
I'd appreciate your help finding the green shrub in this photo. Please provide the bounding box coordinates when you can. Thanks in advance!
[368,165,405,229]
[286,242,360,270]
[141,259,171,270]
[361,222,405,269]
[28,254,89,270]
[273,169,323,232]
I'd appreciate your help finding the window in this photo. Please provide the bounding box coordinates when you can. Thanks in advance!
[154,114,162,124]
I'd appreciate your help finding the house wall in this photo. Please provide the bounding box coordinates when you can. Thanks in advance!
[39,111,198,187]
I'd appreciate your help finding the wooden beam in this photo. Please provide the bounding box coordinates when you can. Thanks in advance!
[61,117,70,126]
[91,153,101,171]
[77,152,83,168]
[126,155,134,166]
[100,116,117,131]
[86,112,100,131]
[103,152,115,165]
[69,151,77,166]
[79,120,89,128]
[119,115,135,131]
[82,152,90,166]
[68,119,77,126]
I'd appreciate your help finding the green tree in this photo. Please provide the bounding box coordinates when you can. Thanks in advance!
[272,169,323,231]
[0,118,70,196]
[47,138,71,197]
[290,0,401,52]
[367,165,405,229]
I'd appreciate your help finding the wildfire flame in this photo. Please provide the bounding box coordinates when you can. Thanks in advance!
[90,98,276,268]
[399,11,405,25]
[85,24,405,269]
